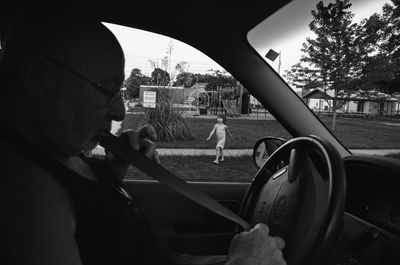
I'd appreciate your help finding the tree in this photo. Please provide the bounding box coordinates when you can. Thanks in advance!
[150,68,170,86]
[174,72,196,87]
[301,0,358,130]
[381,0,400,93]
[204,70,237,91]
[125,68,150,99]
[173,70,237,89]
[283,62,323,91]
[354,1,400,94]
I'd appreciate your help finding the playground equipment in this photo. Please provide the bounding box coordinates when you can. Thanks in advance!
[187,84,247,116]
[208,86,241,116]
[222,99,240,116]
[188,88,210,114]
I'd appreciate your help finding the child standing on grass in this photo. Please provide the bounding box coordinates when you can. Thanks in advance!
[207,115,231,164]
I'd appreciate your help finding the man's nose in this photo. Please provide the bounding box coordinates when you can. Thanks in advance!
[107,97,125,121]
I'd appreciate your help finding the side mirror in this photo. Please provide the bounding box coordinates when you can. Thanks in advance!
[253,137,286,169]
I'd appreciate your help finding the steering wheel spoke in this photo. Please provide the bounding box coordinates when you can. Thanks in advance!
[288,148,307,182]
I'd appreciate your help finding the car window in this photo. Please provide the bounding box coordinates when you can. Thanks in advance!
[248,0,400,160]
[93,23,292,182]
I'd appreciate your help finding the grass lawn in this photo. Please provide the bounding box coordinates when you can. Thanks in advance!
[120,113,400,149]
[319,117,400,149]
[125,155,257,182]
[120,114,290,149]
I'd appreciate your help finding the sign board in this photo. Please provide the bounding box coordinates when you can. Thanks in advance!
[265,49,280,61]
[143,91,156,108]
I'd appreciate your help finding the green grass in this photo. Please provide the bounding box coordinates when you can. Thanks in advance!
[120,114,290,149]
[319,117,400,149]
[120,114,400,149]
[125,155,257,182]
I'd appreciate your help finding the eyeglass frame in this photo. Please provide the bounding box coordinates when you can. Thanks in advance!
[39,55,123,105]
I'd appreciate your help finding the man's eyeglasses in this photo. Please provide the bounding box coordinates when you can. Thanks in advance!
[41,56,122,105]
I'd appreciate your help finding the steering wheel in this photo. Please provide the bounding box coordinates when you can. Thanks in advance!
[239,136,346,265]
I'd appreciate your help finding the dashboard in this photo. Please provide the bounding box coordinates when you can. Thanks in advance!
[344,155,400,235]
[335,155,400,264]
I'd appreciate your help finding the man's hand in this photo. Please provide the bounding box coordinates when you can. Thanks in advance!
[105,124,159,179]
[226,223,286,265]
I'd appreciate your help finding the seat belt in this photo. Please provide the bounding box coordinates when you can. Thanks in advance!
[100,134,251,231]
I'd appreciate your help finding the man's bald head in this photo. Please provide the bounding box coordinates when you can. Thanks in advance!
[0,16,126,156]
[1,16,124,87]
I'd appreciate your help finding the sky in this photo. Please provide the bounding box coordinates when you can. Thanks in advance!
[104,23,224,77]
[248,0,391,74]
[105,0,391,79]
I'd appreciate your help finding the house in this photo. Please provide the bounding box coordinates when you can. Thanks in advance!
[302,89,399,116]
[392,93,400,115]
[302,89,333,112]
[337,91,398,116]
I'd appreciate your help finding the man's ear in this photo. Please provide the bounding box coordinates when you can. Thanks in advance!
[22,57,48,99]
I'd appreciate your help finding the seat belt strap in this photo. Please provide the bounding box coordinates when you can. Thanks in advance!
[100,134,251,231]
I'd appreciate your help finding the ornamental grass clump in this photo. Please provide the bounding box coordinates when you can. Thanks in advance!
[138,88,193,142]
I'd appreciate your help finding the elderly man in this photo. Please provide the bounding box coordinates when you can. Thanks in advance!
[0,16,285,265]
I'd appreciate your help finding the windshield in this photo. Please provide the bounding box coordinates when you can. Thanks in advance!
[92,23,293,182]
[248,0,400,160]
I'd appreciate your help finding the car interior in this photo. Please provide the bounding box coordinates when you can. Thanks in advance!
[1,0,400,265]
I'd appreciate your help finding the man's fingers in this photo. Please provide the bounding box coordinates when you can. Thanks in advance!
[253,223,270,235]
[127,130,141,150]
[253,224,285,250]
[142,140,160,163]
[153,150,160,164]
[273,236,286,250]
[138,124,158,141]
[142,139,157,158]
[119,129,141,150]
[119,126,159,161]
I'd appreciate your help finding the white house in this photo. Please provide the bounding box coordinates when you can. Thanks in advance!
[302,89,333,112]
[338,91,398,116]
[302,89,399,116]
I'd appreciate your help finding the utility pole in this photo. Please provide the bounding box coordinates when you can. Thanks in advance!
[278,51,282,74]
[265,49,281,74]
[167,39,174,87]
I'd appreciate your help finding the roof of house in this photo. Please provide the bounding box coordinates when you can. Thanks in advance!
[302,89,399,102]
[337,91,398,102]
[302,89,332,99]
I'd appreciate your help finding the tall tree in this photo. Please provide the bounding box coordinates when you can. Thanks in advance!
[301,0,358,130]
[151,68,170,86]
[283,62,323,92]
[174,72,196,87]
[204,70,237,91]
[355,1,400,94]
[125,68,150,99]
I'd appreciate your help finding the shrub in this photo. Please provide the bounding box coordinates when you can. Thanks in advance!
[137,88,193,142]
